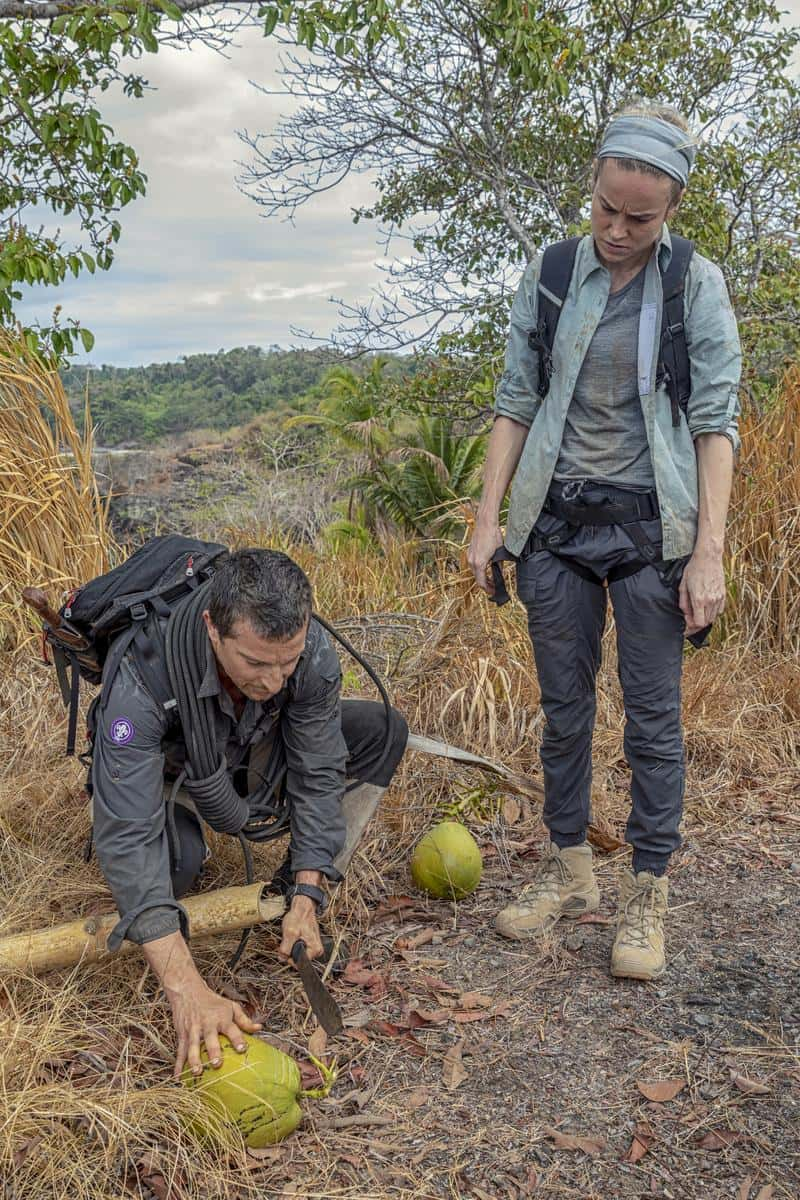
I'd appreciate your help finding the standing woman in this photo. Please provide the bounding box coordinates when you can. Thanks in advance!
[468,102,741,981]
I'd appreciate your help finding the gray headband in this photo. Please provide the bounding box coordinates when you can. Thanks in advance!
[597,115,696,187]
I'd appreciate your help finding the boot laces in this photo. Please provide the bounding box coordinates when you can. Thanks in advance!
[621,878,660,949]
[520,846,571,901]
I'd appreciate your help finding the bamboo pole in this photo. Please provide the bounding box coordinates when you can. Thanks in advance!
[0,882,285,976]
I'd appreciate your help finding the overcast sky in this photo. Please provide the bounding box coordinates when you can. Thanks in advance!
[18,29,384,367]
[16,4,800,368]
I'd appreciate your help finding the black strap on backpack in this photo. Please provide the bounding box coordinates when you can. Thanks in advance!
[527,236,581,400]
[527,233,694,425]
[656,233,694,426]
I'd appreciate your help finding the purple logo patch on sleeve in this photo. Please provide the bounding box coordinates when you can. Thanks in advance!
[109,717,135,745]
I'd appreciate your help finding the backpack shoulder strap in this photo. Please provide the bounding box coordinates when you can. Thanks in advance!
[658,233,695,426]
[527,236,581,400]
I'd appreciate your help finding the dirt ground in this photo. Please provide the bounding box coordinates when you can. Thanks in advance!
[8,763,797,1200]
[170,789,796,1200]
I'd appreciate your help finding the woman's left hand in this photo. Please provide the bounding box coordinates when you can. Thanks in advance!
[678,548,726,634]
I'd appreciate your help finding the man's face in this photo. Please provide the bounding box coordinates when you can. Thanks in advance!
[203,611,309,701]
[590,159,680,271]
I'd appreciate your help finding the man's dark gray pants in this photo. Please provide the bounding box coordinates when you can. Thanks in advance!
[167,699,408,897]
[516,512,686,873]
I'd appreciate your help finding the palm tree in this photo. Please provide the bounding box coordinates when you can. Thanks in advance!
[285,359,392,469]
[353,408,487,539]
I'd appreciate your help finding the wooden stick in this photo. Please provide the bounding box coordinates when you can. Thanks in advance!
[0,882,285,976]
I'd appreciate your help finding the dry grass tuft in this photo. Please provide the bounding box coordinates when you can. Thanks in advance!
[723,361,800,652]
[0,330,114,650]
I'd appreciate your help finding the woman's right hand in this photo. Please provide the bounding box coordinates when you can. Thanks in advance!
[467,520,505,594]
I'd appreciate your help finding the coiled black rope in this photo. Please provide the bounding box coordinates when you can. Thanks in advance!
[164,584,394,970]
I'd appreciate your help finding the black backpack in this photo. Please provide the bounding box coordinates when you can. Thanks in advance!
[527,233,694,427]
[30,535,228,756]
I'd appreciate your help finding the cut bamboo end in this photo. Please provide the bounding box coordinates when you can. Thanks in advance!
[0,882,285,976]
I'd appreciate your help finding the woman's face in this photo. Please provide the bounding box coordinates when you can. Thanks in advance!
[591,159,680,271]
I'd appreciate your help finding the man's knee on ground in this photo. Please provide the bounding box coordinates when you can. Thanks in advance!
[341,699,408,787]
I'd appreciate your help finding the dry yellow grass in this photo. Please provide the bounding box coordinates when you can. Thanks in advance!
[0,330,115,650]
[1,342,799,1198]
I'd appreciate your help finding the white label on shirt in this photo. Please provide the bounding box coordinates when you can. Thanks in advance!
[638,301,658,395]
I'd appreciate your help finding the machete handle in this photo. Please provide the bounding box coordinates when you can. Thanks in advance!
[22,586,88,648]
[290,938,306,966]
[22,586,62,627]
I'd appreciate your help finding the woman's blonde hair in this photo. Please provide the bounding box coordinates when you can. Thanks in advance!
[594,100,695,204]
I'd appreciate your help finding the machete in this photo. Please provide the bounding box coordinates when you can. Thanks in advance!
[291,939,344,1036]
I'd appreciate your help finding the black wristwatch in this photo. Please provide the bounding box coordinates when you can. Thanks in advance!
[287,882,328,913]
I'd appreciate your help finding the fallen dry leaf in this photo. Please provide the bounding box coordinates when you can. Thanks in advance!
[369,1020,427,1057]
[402,1006,450,1028]
[730,1070,771,1096]
[544,1126,606,1156]
[737,1177,754,1200]
[625,1123,656,1163]
[12,1137,42,1170]
[341,959,388,1000]
[696,1129,740,1151]
[405,1087,429,1109]
[575,912,614,925]
[246,1147,284,1166]
[395,928,437,951]
[755,1187,774,1200]
[371,895,419,925]
[502,796,521,824]
[136,1154,180,1200]
[299,1059,324,1089]
[308,1026,328,1060]
[442,1039,468,1090]
[419,974,461,995]
[457,991,494,1009]
[217,980,248,1005]
[637,1078,686,1103]
[587,822,625,852]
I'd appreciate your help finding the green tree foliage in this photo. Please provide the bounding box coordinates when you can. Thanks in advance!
[243,0,800,381]
[352,408,486,538]
[0,0,403,355]
[60,345,355,443]
[298,359,486,537]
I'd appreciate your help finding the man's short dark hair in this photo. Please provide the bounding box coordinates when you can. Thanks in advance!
[207,549,312,641]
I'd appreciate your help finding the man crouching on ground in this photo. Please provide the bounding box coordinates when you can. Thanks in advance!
[89,548,408,1077]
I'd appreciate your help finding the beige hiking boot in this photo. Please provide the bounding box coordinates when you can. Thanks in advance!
[610,870,669,981]
[494,842,600,939]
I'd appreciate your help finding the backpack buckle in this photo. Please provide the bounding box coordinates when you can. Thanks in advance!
[130,602,148,622]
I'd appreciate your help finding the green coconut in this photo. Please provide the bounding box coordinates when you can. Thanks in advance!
[410,820,483,900]
[180,1034,303,1148]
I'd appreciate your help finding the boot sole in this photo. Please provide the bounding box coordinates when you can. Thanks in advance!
[610,963,666,982]
[495,894,601,940]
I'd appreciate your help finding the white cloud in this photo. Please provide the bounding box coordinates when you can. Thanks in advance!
[16,28,389,365]
[247,280,347,302]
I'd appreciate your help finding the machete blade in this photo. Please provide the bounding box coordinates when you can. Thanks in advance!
[291,939,344,1037]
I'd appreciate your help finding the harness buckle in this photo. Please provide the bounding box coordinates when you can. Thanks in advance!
[561,479,585,502]
[130,602,147,622]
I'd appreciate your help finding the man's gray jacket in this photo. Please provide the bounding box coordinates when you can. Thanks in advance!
[90,619,347,950]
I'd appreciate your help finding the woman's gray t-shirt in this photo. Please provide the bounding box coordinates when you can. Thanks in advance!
[554,266,655,487]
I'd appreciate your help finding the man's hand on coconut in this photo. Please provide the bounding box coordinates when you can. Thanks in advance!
[169,977,262,1080]
[467,520,504,593]
[142,930,261,1079]
[679,547,726,634]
